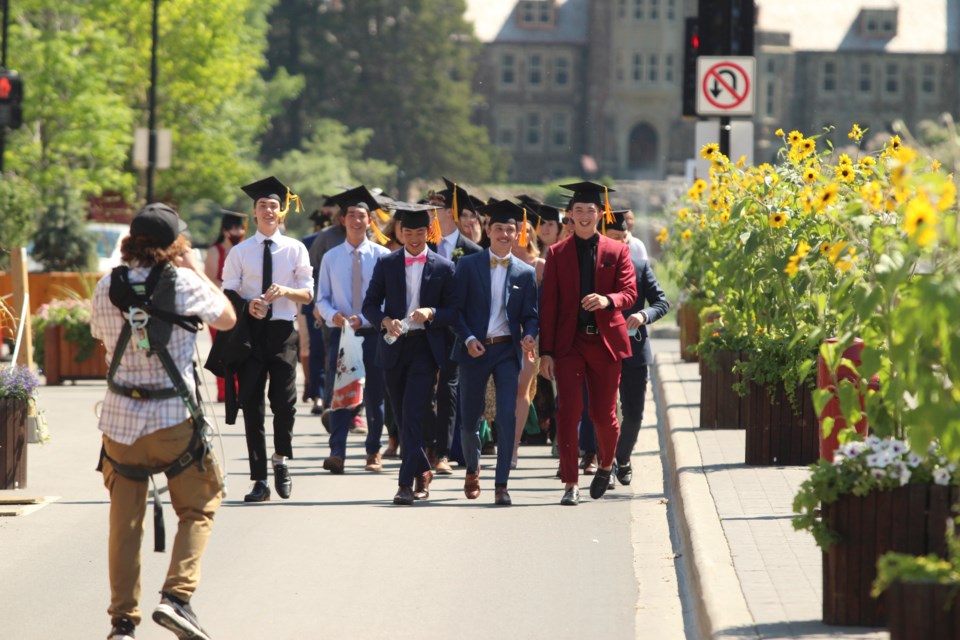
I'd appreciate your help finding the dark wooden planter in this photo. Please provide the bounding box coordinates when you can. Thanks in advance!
[743,381,818,466]
[886,580,960,640]
[44,324,107,385]
[678,303,700,363]
[822,485,960,627]
[699,350,744,429]
[0,397,28,489]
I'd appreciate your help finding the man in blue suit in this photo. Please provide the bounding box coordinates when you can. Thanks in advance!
[453,200,539,506]
[602,211,669,485]
[362,204,458,505]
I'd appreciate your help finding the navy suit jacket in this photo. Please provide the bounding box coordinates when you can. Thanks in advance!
[452,250,539,368]
[621,258,669,368]
[361,248,458,369]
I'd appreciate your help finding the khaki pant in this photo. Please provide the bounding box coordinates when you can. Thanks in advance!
[102,419,222,625]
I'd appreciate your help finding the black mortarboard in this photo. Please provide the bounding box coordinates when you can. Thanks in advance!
[308,209,326,223]
[536,203,563,224]
[221,211,248,228]
[516,194,543,209]
[479,199,525,226]
[560,180,616,207]
[393,202,438,229]
[320,194,338,208]
[241,176,289,203]
[333,185,380,212]
[599,210,629,232]
[440,177,471,220]
[468,195,487,213]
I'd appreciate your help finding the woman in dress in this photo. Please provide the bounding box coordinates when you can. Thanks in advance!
[203,212,246,401]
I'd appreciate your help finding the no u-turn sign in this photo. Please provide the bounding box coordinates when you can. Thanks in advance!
[696,56,756,117]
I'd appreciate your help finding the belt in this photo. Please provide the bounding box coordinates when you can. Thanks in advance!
[404,329,426,337]
[578,325,600,335]
[355,328,377,337]
[484,335,512,345]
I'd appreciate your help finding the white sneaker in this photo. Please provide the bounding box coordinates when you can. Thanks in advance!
[152,593,211,640]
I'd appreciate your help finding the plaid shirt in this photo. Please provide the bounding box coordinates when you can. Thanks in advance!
[91,266,225,445]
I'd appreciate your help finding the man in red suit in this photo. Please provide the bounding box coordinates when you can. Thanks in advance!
[539,181,637,505]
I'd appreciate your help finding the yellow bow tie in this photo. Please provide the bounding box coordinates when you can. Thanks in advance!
[490,257,510,268]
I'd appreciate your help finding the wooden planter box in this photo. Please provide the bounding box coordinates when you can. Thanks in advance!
[0,397,28,489]
[678,303,700,363]
[699,350,744,429]
[743,381,818,466]
[886,580,960,639]
[822,485,960,627]
[44,324,107,385]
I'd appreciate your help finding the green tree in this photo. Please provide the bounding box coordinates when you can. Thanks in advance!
[0,173,41,270]
[264,0,507,190]
[31,187,97,272]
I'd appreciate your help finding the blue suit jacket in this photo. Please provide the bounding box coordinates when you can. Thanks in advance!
[452,250,539,368]
[362,248,458,369]
[621,258,670,368]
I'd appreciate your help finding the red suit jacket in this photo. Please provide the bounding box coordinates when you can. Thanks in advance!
[540,234,638,360]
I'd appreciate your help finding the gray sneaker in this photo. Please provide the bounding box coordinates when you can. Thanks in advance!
[152,593,211,640]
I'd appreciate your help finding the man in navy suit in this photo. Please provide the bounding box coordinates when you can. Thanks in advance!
[602,211,670,485]
[452,200,538,506]
[362,204,458,506]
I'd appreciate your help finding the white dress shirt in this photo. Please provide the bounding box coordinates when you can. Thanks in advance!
[468,250,512,344]
[316,238,389,328]
[221,230,314,321]
[627,234,649,261]
[404,249,427,330]
[439,229,460,260]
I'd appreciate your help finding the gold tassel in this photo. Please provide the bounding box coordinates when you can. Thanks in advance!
[603,186,614,223]
[375,208,391,222]
[535,215,541,235]
[451,184,459,224]
[428,211,442,244]
[370,221,391,245]
[280,191,303,217]
[518,208,529,247]
[601,216,607,235]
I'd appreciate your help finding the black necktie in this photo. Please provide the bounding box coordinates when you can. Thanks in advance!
[261,239,273,294]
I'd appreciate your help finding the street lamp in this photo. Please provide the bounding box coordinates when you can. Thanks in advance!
[146,0,159,202]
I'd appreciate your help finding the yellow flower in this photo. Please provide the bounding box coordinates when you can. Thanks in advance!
[800,187,816,214]
[938,181,956,211]
[796,240,812,258]
[803,167,819,183]
[816,183,840,212]
[681,229,693,242]
[890,135,902,152]
[656,227,668,244]
[860,156,876,174]
[828,242,847,264]
[860,182,883,209]
[838,154,853,166]
[736,155,746,168]
[700,214,707,229]
[904,194,939,247]
[701,143,719,160]
[836,164,856,183]
[788,130,803,146]
[800,138,816,154]
[820,241,832,255]
[718,210,730,223]
[677,207,689,221]
[775,128,784,138]
[848,124,864,142]
[784,255,800,277]
[835,257,855,272]
[930,159,942,171]
[769,211,788,228]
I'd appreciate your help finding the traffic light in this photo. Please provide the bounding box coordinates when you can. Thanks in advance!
[698,0,755,56]
[0,70,24,130]
[682,17,700,117]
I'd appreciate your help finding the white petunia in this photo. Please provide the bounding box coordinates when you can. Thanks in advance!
[907,452,923,468]
[871,468,887,480]
[933,468,951,486]
[866,435,882,449]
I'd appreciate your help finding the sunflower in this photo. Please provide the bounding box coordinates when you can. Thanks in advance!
[788,130,803,146]
[836,164,856,183]
[803,167,819,183]
[795,240,812,258]
[816,183,840,211]
[820,241,832,255]
[784,255,800,277]
[889,135,902,152]
[656,227,668,244]
[701,143,719,160]
[769,211,788,228]
[848,124,864,142]
[800,138,816,155]
[938,182,956,211]
[775,128,784,138]
[677,207,689,221]
[859,156,876,174]
[931,159,942,171]
[904,194,939,247]
[838,154,853,166]
[681,229,693,242]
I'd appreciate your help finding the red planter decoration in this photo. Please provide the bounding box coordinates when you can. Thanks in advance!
[678,303,700,363]
[0,397,28,489]
[822,485,960,627]
[43,324,108,385]
[742,381,818,466]
[699,350,744,429]
[817,338,881,462]
[885,580,960,640]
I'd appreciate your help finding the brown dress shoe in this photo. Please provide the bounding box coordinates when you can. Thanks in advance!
[414,470,433,500]
[434,456,453,475]
[580,453,597,475]
[322,456,345,474]
[495,486,512,506]
[464,472,481,499]
[383,436,400,459]
[393,486,415,505]
[365,452,383,472]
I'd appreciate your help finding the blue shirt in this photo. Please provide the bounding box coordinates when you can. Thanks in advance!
[316,238,390,328]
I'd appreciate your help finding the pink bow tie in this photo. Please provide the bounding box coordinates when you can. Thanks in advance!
[405,254,426,266]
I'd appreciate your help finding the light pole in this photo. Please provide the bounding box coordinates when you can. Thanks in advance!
[146,0,159,202]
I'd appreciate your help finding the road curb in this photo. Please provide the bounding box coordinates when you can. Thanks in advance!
[653,350,758,639]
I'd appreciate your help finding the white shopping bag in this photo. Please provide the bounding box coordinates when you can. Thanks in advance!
[331,325,365,410]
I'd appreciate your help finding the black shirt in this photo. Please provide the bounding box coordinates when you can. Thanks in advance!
[574,233,599,329]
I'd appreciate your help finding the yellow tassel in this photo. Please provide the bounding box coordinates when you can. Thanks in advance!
[535,215,541,235]
[603,186,614,223]
[280,191,303,217]
[429,211,442,245]
[370,221,391,245]
[451,184,459,224]
[375,208,391,222]
[518,209,529,248]
[601,216,607,235]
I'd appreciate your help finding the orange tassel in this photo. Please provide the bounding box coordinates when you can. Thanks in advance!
[603,186,614,223]
[535,215,541,235]
[451,184,459,224]
[429,211,442,244]
[370,221,391,245]
[375,208,391,222]
[518,209,529,247]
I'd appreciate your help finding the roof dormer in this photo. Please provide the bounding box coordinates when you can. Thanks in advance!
[516,0,557,30]
[858,4,898,39]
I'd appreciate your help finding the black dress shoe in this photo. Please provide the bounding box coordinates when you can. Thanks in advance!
[616,462,633,486]
[393,486,415,505]
[244,480,271,503]
[560,486,580,506]
[495,486,512,506]
[607,469,616,491]
[413,470,433,500]
[590,469,612,499]
[274,462,292,499]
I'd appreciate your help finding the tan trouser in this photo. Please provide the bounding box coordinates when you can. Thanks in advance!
[102,419,222,625]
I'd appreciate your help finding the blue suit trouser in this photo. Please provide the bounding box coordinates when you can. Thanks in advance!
[306,314,326,400]
[615,364,649,464]
[327,328,386,459]
[383,334,436,487]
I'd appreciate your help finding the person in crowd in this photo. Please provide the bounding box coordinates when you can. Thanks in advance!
[458,195,485,245]
[92,204,236,640]
[622,209,649,262]
[301,207,332,413]
[602,210,669,484]
[316,186,390,474]
[203,211,246,402]
[362,204,458,505]
[222,176,314,503]
[453,199,538,505]
[538,181,637,506]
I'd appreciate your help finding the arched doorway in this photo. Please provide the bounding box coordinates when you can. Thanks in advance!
[628,122,658,170]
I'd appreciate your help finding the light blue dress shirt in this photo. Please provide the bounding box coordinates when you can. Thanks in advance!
[316,238,390,328]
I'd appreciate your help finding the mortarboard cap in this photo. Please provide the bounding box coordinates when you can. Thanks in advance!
[241,176,289,203]
[130,203,187,249]
[439,177,472,220]
[516,194,543,209]
[560,180,616,207]
[320,194,339,208]
[479,199,525,226]
[393,202,438,229]
[468,195,487,213]
[599,210,629,232]
[536,203,563,224]
[220,210,248,228]
[333,185,380,212]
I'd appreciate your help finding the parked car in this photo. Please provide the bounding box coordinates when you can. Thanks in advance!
[26,222,128,273]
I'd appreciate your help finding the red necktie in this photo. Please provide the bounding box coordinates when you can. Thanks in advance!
[405,254,426,266]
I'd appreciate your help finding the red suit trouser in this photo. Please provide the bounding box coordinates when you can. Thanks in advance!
[555,333,622,484]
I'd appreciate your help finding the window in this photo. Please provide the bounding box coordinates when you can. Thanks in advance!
[666,0,676,20]
[884,62,899,94]
[551,113,569,148]
[859,61,872,93]
[664,54,674,83]
[632,53,643,83]
[650,0,658,20]
[822,60,836,93]
[921,63,937,95]
[616,50,625,83]
[648,54,658,83]
[522,1,535,24]
[525,113,541,147]
[860,9,898,37]
[528,54,542,86]
[518,1,554,27]
[634,0,644,20]
[765,81,775,116]
[554,56,570,86]
[501,54,516,85]
[618,0,627,18]
[498,127,514,146]
[767,58,776,74]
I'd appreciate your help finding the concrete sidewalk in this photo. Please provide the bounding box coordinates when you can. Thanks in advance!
[651,341,888,639]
